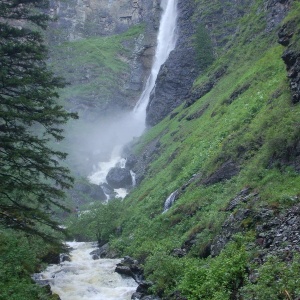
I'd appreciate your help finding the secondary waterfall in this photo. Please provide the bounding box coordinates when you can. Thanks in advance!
[88,0,178,195]
[36,242,137,300]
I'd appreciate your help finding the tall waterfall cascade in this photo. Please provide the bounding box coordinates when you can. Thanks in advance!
[88,0,178,197]
[133,0,178,126]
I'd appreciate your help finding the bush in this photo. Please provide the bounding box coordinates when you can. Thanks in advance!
[194,24,215,70]
[179,239,248,300]
[241,254,300,299]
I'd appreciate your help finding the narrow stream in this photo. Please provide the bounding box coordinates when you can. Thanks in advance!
[38,242,137,300]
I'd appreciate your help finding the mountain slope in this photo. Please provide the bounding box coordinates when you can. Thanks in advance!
[68,0,300,299]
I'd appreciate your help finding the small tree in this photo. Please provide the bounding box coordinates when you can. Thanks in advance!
[194,24,215,70]
[0,0,78,240]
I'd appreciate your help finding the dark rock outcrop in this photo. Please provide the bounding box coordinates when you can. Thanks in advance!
[211,188,300,259]
[265,0,292,32]
[106,167,133,189]
[60,254,71,262]
[115,256,144,283]
[184,67,227,108]
[222,83,251,105]
[185,104,209,121]
[126,154,138,169]
[255,203,300,262]
[203,160,240,185]
[282,49,300,104]
[90,243,119,259]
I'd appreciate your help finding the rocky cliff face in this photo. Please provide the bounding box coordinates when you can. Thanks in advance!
[48,0,160,42]
[145,0,293,126]
[47,0,161,117]
[146,0,199,126]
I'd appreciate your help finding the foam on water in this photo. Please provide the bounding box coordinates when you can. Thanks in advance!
[38,242,137,300]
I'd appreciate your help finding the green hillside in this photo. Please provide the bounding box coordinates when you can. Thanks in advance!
[68,1,300,299]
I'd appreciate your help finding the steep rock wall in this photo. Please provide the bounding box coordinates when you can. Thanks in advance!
[47,0,161,116]
[146,0,199,126]
[146,0,292,126]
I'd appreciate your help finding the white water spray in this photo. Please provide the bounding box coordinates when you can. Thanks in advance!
[133,0,178,128]
[88,0,178,196]
[36,242,137,300]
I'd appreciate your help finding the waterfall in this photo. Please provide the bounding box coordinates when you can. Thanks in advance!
[163,190,179,212]
[88,0,178,197]
[133,0,178,128]
[36,242,137,300]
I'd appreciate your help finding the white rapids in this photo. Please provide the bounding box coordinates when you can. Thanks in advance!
[38,242,138,300]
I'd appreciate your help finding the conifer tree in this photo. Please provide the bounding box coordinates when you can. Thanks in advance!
[0,0,78,239]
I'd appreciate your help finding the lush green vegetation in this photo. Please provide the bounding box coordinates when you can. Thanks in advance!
[0,229,63,300]
[67,1,300,299]
[0,0,76,297]
[49,24,145,114]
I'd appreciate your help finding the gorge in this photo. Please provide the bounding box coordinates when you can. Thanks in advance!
[1,0,300,299]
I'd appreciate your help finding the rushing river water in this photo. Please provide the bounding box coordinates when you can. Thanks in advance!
[38,242,138,300]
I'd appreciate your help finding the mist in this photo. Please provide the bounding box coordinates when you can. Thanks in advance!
[63,110,144,176]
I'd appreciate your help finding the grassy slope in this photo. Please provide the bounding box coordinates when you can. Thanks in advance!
[48,25,145,112]
[68,1,300,299]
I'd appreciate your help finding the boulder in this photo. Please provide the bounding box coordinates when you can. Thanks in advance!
[126,154,137,169]
[60,254,71,262]
[90,243,119,259]
[115,256,144,283]
[106,167,132,189]
[115,265,134,277]
[89,184,107,201]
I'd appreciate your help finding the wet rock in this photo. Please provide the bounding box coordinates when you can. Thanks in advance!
[106,167,133,189]
[225,188,254,211]
[255,204,300,261]
[115,265,135,277]
[211,208,253,257]
[126,154,138,169]
[127,135,164,185]
[203,160,240,185]
[136,281,154,294]
[90,243,112,259]
[101,183,117,198]
[278,21,294,46]
[60,254,71,262]
[69,181,107,208]
[141,296,161,300]
[265,0,292,32]
[41,250,60,265]
[115,256,144,283]
[132,292,144,300]
[282,49,300,104]
[89,184,107,201]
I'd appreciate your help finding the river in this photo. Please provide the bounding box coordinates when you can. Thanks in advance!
[38,242,137,300]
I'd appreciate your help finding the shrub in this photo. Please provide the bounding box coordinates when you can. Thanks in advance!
[179,239,248,300]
